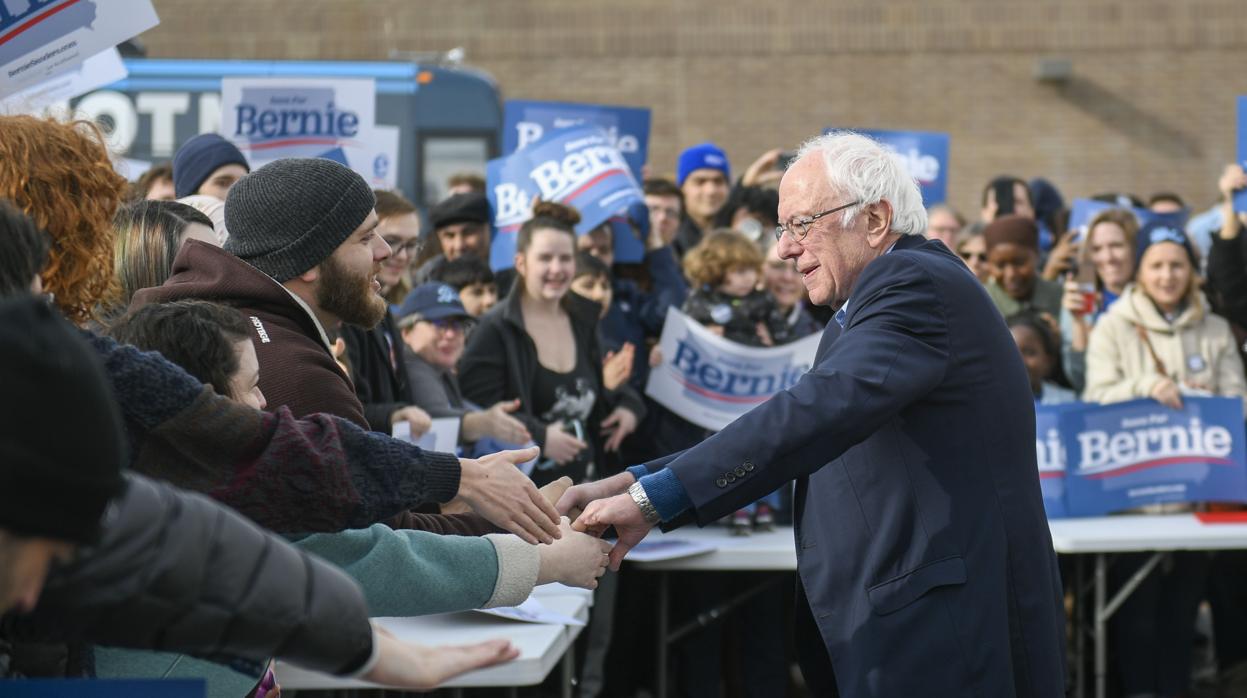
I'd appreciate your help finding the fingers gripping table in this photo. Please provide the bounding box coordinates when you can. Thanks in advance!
[274,586,592,693]
[628,516,1247,698]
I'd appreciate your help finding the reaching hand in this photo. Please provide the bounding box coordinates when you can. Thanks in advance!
[391,405,432,438]
[600,407,639,452]
[462,399,531,444]
[538,476,573,509]
[741,148,786,188]
[458,447,561,544]
[556,471,636,522]
[536,517,613,589]
[574,492,655,571]
[602,343,636,391]
[1041,232,1079,281]
[1150,377,1184,410]
[543,424,588,465]
[363,623,518,690]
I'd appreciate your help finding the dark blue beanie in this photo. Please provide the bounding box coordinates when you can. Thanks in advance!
[676,143,730,187]
[1135,220,1197,268]
[173,134,249,198]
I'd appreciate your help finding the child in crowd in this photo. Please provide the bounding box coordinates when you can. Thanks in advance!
[681,229,790,347]
[570,252,636,393]
[679,229,787,532]
[1007,312,1078,406]
[109,299,266,410]
[429,255,498,317]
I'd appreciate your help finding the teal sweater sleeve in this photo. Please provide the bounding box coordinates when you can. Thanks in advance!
[292,525,512,617]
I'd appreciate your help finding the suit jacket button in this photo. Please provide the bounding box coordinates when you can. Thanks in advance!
[743,461,755,472]
[734,466,746,477]
[716,478,727,488]
[726,473,737,483]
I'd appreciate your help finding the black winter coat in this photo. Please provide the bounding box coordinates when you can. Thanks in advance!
[1,474,373,677]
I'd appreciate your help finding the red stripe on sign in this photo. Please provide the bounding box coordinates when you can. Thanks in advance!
[1196,512,1247,524]
[563,169,628,203]
[1086,456,1237,480]
[1038,471,1063,479]
[245,137,345,152]
[0,0,82,47]
[674,375,770,405]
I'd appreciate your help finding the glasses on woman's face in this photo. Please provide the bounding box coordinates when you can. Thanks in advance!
[384,236,422,257]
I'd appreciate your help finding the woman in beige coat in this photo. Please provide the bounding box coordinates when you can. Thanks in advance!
[1084,220,1247,697]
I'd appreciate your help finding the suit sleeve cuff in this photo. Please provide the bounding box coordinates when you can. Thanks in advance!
[340,627,381,678]
[638,469,692,522]
[626,464,650,482]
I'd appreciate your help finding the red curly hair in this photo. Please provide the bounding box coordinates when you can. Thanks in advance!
[0,115,127,324]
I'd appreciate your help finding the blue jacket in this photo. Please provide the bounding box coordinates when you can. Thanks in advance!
[641,235,1065,697]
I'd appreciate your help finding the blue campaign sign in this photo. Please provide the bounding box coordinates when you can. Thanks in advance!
[1067,198,1189,240]
[833,129,949,206]
[1062,397,1247,516]
[488,126,645,271]
[504,100,651,179]
[1035,404,1071,519]
[1236,96,1247,214]
[1,680,205,697]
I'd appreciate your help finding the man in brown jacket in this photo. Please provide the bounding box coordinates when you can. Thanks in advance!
[133,158,558,541]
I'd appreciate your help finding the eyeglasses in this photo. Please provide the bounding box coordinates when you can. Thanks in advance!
[384,237,422,256]
[774,200,860,242]
[426,317,472,333]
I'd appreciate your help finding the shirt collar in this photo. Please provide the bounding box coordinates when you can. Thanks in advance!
[834,240,899,328]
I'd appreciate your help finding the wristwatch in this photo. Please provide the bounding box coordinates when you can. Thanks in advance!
[628,481,662,525]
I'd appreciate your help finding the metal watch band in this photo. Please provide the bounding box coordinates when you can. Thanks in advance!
[628,481,662,525]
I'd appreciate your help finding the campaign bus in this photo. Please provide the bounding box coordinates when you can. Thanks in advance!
[69,58,502,206]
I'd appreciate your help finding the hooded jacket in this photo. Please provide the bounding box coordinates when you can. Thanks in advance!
[1085,284,1247,409]
[132,240,495,536]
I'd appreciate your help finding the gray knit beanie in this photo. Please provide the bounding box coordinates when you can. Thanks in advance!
[223,158,376,282]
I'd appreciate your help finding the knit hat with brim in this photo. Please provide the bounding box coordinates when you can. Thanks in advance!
[0,296,127,544]
[224,158,377,282]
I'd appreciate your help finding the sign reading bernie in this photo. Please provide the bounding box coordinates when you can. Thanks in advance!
[645,307,820,432]
[1055,397,1247,516]
[487,125,644,271]
[503,99,650,180]
[0,0,158,99]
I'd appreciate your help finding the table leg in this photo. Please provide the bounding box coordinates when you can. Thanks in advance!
[561,633,575,698]
[657,570,669,698]
[1075,554,1085,698]
[1094,553,1106,698]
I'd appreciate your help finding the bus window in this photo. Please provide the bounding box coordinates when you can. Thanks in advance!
[421,135,490,206]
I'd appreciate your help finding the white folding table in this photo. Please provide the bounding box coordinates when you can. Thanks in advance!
[274,587,592,694]
[630,516,1247,698]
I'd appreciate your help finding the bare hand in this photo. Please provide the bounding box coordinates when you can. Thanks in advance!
[649,345,663,368]
[556,471,636,522]
[537,517,612,589]
[755,322,774,347]
[1151,377,1184,410]
[741,148,785,188]
[574,492,655,571]
[1061,278,1095,318]
[538,476,573,509]
[1041,233,1079,281]
[458,447,561,544]
[391,405,432,438]
[544,424,588,465]
[602,343,636,391]
[363,625,518,690]
[1218,163,1247,200]
[463,399,531,444]
[600,407,639,452]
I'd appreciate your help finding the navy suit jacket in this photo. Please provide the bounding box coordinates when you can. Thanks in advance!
[644,235,1065,697]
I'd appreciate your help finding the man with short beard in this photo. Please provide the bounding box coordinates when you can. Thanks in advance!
[132,158,503,535]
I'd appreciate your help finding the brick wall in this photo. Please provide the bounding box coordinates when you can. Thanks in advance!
[140,0,1247,217]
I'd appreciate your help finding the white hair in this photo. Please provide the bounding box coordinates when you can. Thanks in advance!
[793,131,928,236]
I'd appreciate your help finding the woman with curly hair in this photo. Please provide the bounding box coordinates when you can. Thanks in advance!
[0,117,128,324]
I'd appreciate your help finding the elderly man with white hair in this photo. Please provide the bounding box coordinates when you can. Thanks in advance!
[561,132,1066,697]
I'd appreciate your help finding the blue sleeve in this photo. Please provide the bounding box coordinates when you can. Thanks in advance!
[638,468,694,522]
[626,464,651,481]
[637,247,690,334]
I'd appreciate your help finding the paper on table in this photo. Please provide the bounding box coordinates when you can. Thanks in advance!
[392,418,460,454]
[624,538,718,562]
[477,597,586,627]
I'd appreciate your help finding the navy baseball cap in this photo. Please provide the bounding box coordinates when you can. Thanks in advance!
[397,283,472,324]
